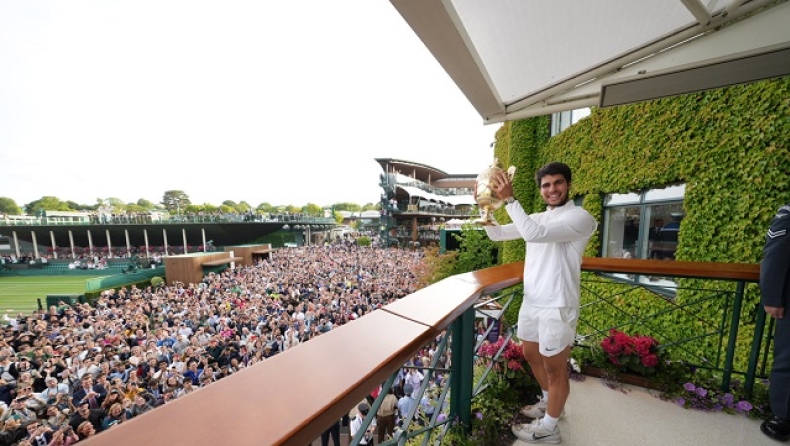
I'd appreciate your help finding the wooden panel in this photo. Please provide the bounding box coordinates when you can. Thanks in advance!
[201,257,243,266]
[163,256,202,286]
[382,277,485,331]
[224,244,272,266]
[383,262,522,331]
[79,310,434,446]
[455,261,525,294]
[469,259,761,282]
[164,253,238,286]
[581,257,760,282]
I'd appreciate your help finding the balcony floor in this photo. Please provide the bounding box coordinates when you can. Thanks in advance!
[307,376,773,445]
[512,376,775,446]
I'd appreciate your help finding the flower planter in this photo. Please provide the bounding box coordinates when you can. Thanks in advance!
[582,365,661,390]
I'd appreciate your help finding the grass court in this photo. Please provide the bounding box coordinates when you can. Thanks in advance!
[0,276,89,317]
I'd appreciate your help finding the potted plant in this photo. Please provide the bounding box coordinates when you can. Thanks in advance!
[574,329,685,389]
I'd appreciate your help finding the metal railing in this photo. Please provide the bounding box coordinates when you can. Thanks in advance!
[577,258,765,392]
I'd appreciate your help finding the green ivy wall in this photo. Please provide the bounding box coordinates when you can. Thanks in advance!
[493,77,790,371]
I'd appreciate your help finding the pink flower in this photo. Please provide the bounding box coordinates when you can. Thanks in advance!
[507,359,523,371]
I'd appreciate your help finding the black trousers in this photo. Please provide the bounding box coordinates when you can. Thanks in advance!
[320,420,340,446]
[771,315,790,419]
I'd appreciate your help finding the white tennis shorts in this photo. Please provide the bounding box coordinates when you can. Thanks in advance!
[517,304,578,357]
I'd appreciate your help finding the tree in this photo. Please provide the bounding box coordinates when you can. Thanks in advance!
[362,202,379,211]
[236,201,251,214]
[301,203,323,217]
[96,198,123,214]
[413,246,458,288]
[332,202,362,212]
[25,196,71,216]
[126,203,146,214]
[219,204,235,214]
[136,199,156,210]
[201,203,218,214]
[221,200,237,208]
[65,201,92,211]
[256,202,276,213]
[413,225,497,288]
[185,204,205,214]
[95,198,107,211]
[0,197,22,215]
[106,198,126,213]
[450,225,498,275]
[284,205,301,214]
[161,191,191,214]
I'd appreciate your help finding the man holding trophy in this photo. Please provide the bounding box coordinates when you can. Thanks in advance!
[477,161,596,444]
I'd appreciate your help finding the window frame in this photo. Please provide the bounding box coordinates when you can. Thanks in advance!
[600,185,686,294]
[550,108,591,136]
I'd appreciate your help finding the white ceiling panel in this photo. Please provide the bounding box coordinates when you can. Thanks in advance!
[450,0,695,102]
[390,0,790,123]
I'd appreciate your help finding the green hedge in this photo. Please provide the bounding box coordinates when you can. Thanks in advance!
[254,230,296,248]
[494,78,790,372]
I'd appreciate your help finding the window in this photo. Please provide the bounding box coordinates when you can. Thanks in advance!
[602,184,685,261]
[550,108,591,136]
[602,185,685,289]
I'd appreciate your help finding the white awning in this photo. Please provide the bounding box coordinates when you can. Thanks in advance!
[390,0,790,123]
[398,185,475,206]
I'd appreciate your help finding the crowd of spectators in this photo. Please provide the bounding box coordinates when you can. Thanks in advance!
[0,255,39,267]
[0,238,428,445]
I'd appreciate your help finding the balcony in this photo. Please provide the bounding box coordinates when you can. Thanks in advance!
[85,258,774,446]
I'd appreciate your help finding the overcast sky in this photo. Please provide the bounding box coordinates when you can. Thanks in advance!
[0,1,500,210]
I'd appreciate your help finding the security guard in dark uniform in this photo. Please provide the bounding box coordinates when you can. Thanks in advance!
[761,203,790,442]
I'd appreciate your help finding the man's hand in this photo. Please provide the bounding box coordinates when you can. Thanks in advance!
[765,305,785,320]
[492,170,515,201]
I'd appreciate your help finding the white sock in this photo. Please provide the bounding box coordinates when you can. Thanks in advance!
[542,414,559,431]
[541,390,549,401]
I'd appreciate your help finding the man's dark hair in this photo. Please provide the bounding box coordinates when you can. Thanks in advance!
[535,162,572,186]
